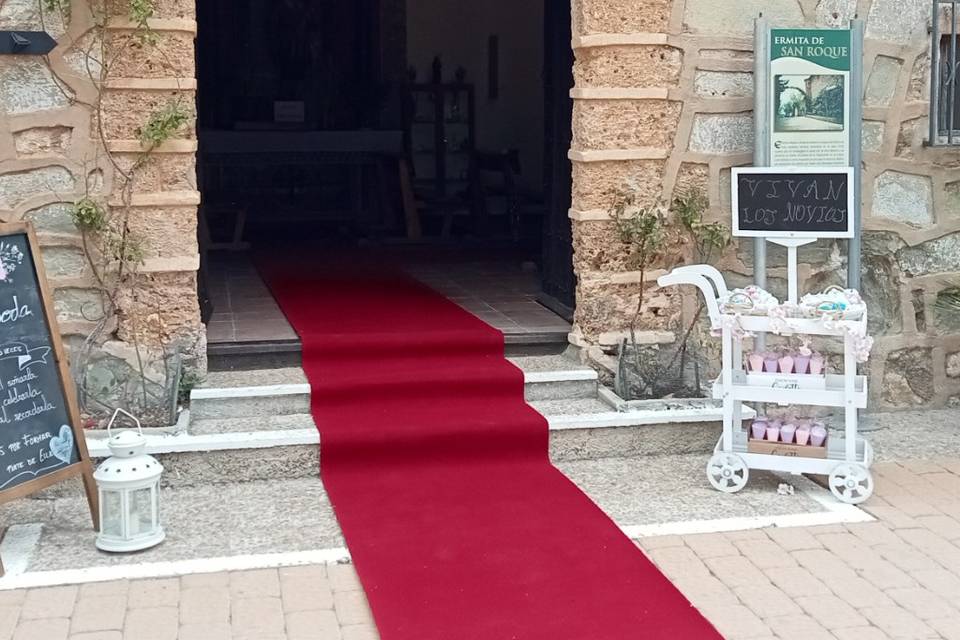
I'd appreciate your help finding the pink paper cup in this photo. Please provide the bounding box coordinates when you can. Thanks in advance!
[794,355,810,374]
[795,426,810,446]
[766,426,780,442]
[780,424,797,444]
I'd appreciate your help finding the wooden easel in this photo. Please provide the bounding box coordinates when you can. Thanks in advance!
[0,223,99,577]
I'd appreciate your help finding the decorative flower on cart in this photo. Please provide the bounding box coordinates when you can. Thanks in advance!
[0,242,24,283]
[711,312,755,341]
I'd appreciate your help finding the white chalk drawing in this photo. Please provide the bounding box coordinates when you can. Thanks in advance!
[49,425,74,464]
[0,242,24,283]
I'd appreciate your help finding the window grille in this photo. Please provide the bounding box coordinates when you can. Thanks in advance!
[931,0,960,144]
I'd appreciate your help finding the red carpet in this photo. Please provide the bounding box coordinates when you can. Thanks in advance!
[261,257,720,640]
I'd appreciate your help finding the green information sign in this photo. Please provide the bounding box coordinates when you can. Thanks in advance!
[769,28,852,167]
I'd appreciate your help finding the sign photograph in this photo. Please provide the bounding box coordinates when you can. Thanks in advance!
[770,28,851,167]
[732,167,855,238]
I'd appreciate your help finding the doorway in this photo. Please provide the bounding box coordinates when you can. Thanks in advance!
[195,0,575,365]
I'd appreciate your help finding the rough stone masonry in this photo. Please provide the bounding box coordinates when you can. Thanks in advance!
[569,0,960,410]
[3,0,960,412]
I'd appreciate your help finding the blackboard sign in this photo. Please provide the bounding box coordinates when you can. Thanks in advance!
[732,167,855,239]
[0,223,97,571]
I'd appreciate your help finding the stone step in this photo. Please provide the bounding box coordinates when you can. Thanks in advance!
[190,358,598,419]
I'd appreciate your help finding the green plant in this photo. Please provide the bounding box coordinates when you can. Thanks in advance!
[71,197,108,232]
[610,189,669,399]
[103,230,146,266]
[177,369,204,406]
[140,100,189,148]
[666,188,731,391]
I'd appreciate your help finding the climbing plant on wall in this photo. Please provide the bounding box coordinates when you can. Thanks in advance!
[27,0,197,426]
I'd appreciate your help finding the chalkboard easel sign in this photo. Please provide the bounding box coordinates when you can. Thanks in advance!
[732,167,855,239]
[0,222,99,577]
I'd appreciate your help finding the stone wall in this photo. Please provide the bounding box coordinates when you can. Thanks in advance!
[0,0,202,422]
[569,0,960,410]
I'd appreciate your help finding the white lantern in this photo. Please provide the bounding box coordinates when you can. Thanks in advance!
[94,409,165,553]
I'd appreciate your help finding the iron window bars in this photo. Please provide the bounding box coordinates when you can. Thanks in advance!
[931,0,960,144]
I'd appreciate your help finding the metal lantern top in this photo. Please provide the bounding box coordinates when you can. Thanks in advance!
[93,409,163,486]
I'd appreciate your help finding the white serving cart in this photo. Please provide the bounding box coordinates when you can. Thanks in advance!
[657,262,874,504]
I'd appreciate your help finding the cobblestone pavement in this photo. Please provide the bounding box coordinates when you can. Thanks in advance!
[1,458,959,639]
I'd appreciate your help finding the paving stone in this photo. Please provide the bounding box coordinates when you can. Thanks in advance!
[763,567,831,598]
[867,506,923,529]
[69,595,126,633]
[846,522,906,547]
[671,575,739,607]
[179,587,229,624]
[0,593,24,608]
[13,617,69,640]
[178,622,231,640]
[884,494,942,518]
[0,606,18,640]
[334,590,374,626]
[876,543,943,573]
[910,568,960,598]
[127,579,179,609]
[733,584,797,618]
[68,632,123,640]
[230,569,281,598]
[341,625,379,640]
[683,533,741,559]
[77,582,128,598]
[286,609,341,640]
[732,538,798,569]
[637,534,685,550]
[765,527,823,551]
[19,587,77,621]
[704,556,769,588]
[723,529,771,541]
[231,597,284,637]
[697,603,770,639]
[915,515,960,541]
[832,628,892,640]
[764,614,834,640]
[794,595,868,629]
[122,607,178,640]
[328,564,362,592]
[647,546,712,579]
[928,616,960,640]
[791,549,857,582]
[280,573,334,613]
[180,572,230,589]
[886,587,959,620]
[858,606,938,639]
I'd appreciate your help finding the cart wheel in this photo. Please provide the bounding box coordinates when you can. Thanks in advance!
[706,453,749,493]
[828,463,874,504]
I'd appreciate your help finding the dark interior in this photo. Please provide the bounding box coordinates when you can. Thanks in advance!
[195,0,575,354]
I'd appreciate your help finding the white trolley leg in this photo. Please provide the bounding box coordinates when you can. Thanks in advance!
[721,325,734,452]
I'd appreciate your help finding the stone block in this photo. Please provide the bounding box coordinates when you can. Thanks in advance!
[862,121,884,153]
[684,0,803,34]
[872,171,933,227]
[114,154,196,193]
[689,114,754,154]
[0,59,72,115]
[23,202,79,235]
[693,71,753,98]
[106,0,195,20]
[935,288,960,332]
[122,206,198,259]
[116,271,201,342]
[574,277,682,341]
[883,348,934,407]
[573,0,670,35]
[896,118,924,158]
[574,46,682,88]
[573,221,633,273]
[865,56,902,107]
[908,54,930,102]
[0,0,67,37]
[866,0,930,45]
[98,89,195,141]
[105,31,196,79]
[674,162,710,198]
[571,159,665,211]
[947,352,960,378]
[64,31,104,80]
[40,246,87,278]
[0,167,75,209]
[897,232,960,276]
[572,100,681,151]
[815,0,858,27]
[54,287,106,323]
[13,126,73,157]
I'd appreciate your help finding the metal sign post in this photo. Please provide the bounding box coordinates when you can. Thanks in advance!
[847,19,864,291]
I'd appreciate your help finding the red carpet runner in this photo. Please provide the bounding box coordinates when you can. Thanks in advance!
[261,260,720,640]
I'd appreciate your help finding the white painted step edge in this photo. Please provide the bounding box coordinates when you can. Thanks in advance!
[190,369,599,401]
[86,403,755,457]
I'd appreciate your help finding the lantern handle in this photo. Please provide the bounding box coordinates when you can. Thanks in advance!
[106,408,142,438]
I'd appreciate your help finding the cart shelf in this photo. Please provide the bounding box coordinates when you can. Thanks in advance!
[727,431,873,471]
[711,371,868,408]
[731,314,866,337]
